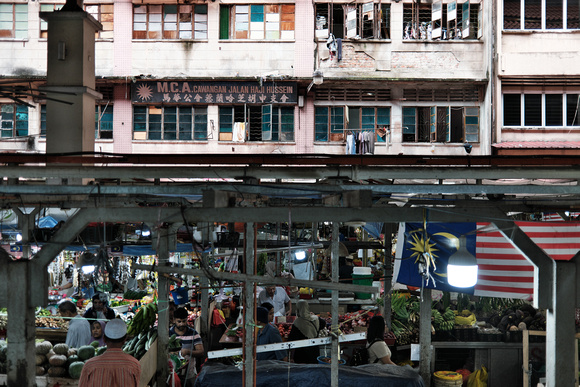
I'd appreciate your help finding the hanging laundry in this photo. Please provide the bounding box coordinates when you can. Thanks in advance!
[233,122,246,142]
[327,33,337,60]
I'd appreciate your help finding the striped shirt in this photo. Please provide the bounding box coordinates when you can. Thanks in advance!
[169,325,202,351]
[78,348,141,387]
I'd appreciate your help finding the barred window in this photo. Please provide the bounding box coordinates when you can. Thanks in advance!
[503,93,580,127]
[219,105,294,141]
[402,106,479,143]
[133,4,208,40]
[315,106,390,142]
[315,3,390,40]
[0,3,27,39]
[133,106,207,140]
[504,0,580,30]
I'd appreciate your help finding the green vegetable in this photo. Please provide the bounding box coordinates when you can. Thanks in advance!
[53,343,69,356]
[35,341,52,356]
[68,361,85,379]
[77,345,96,361]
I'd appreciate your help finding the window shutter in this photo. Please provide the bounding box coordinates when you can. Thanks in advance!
[346,5,357,38]
[430,106,437,141]
[432,1,442,39]
[262,104,272,141]
[461,1,470,38]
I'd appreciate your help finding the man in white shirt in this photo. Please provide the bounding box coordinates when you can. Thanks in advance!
[258,286,292,317]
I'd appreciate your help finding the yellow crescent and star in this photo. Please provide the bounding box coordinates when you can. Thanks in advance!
[407,230,459,278]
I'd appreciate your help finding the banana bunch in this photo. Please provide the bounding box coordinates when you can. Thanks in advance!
[127,302,158,337]
[432,308,455,331]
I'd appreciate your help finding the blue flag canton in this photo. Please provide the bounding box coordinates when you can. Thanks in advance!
[397,222,476,293]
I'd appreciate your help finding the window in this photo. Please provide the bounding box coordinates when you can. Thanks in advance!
[402,106,479,143]
[95,104,113,139]
[220,4,295,40]
[219,105,294,141]
[315,106,390,142]
[133,106,207,140]
[504,0,579,29]
[315,3,390,39]
[42,4,114,38]
[0,104,28,137]
[403,1,482,40]
[40,105,47,137]
[133,4,208,39]
[0,3,27,39]
[85,4,114,39]
[40,4,62,38]
[503,93,580,127]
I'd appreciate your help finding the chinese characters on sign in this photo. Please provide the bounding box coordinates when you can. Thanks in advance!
[132,81,298,105]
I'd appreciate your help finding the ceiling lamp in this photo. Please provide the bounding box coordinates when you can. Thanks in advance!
[447,235,478,288]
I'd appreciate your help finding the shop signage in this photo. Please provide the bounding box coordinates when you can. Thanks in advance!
[132,80,298,105]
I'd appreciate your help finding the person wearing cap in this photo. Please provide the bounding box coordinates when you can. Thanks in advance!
[79,318,141,387]
[58,300,92,349]
[256,307,287,361]
[83,292,116,322]
[338,254,355,282]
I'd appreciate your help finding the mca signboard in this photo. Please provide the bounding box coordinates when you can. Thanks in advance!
[132,80,298,105]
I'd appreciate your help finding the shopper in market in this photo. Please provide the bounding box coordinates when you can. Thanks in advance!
[55,264,75,298]
[169,307,204,385]
[79,318,141,387]
[258,285,292,317]
[83,292,116,321]
[58,300,92,349]
[256,306,288,362]
[90,320,106,347]
[261,302,275,324]
[366,315,396,365]
[288,299,326,363]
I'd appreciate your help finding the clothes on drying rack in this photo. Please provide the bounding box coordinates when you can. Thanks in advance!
[345,130,375,155]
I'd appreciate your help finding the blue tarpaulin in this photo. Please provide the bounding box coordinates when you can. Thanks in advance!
[195,361,425,387]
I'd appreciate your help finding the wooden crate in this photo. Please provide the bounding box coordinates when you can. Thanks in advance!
[139,338,157,387]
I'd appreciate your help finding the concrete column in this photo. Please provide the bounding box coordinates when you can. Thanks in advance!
[40,7,102,177]
[331,222,340,387]
[243,223,256,387]
[155,228,170,386]
[6,261,36,387]
[546,260,576,387]
[419,288,432,386]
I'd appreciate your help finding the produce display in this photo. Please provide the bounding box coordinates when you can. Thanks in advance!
[30,340,104,379]
[122,326,159,360]
[127,302,158,336]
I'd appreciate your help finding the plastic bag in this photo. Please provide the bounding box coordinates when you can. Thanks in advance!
[467,366,488,387]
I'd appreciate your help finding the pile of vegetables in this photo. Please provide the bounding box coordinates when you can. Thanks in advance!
[33,340,105,379]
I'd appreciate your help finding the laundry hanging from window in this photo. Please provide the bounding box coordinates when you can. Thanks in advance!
[346,130,375,155]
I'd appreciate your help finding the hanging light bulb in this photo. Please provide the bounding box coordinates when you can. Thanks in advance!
[447,235,478,288]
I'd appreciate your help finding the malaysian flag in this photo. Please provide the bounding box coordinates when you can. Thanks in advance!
[396,221,580,300]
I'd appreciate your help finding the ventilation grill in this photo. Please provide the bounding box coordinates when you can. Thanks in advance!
[315,88,391,101]
[403,87,481,102]
[96,84,115,101]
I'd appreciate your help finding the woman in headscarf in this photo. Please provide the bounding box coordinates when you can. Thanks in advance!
[288,299,326,363]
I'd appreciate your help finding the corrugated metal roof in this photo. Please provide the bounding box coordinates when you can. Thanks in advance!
[493,141,580,149]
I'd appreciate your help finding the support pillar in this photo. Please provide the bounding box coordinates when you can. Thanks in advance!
[330,222,340,387]
[155,227,171,386]
[242,222,256,387]
[419,288,432,386]
[546,259,576,386]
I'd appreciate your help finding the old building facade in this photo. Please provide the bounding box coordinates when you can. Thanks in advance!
[0,0,577,157]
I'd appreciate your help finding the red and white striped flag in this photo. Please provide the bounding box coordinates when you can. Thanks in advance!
[474,221,580,299]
